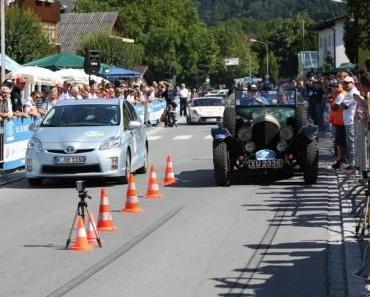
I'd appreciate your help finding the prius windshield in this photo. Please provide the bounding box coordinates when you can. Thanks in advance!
[41,104,121,127]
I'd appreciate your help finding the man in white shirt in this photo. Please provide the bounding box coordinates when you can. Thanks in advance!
[336,76,362,170]
[178,83,189,117]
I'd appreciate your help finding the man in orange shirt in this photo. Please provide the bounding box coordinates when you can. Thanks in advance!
[329,80,346,169]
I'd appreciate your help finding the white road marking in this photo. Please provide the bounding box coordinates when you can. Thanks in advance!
[173,135,193,140]
[204,135,213,140]
[148,135,163,141]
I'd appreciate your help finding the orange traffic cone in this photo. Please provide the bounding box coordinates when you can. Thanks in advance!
[69,217,93,252]
[97,188,118,231]
[86,214,101,244]
[146,165,162,199]
[163,156,176,186]
[122,174,143,213]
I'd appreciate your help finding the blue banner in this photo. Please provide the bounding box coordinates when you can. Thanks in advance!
[3,117,36,170]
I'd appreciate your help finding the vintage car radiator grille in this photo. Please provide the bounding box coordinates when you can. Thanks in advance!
[252,121,280,149]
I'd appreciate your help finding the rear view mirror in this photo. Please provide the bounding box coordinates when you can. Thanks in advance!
[29,123,37,132]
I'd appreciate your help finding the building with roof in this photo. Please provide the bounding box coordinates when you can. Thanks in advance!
[60,12,124,53]
[8,0,61,50]
[313,15,350,69]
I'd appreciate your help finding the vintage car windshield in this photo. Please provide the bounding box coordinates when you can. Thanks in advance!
[235,89,296,106]
[236,106,295,126]
[192,98,224,106]
[41,104,121,127]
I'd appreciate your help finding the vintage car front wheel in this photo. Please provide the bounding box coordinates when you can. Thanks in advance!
[213,142,231,186]
[303,140,319,184]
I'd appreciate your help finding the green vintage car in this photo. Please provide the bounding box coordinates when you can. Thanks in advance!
[211,89,319,186]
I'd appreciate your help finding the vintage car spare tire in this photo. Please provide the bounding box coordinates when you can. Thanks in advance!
[295,103,308,128]
[223,106,236,136]
[303,139,319,184]
[213,142,230,186]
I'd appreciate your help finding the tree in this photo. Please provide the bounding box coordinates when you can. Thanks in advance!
[210,20,258,85]
[76,30,144,68]
[343,0,370,64]
[75,0,219,86]
[4,6,53,64]
[257,13,317,79]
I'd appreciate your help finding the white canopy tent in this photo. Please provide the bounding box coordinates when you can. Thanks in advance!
[54,68,103,84]
[7,66,63,85]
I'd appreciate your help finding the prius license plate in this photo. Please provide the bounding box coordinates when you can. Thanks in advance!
[248,159,283,169]
[55,156,86,165]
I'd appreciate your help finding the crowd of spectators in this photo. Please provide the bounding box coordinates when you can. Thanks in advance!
[0,78,197,121]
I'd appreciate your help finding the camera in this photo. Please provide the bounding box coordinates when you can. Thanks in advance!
[76,180,86,193]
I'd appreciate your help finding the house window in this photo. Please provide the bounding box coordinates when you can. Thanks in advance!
[42,22,57,42]
[319,37,322,49]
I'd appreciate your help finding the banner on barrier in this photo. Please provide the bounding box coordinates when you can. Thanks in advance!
[3,117,35,170]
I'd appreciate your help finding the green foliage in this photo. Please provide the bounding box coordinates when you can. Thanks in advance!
[74,0,221,85]
[5,6,53,64]
[76,30,144,68]
[256,14,317,79]
[344,0,370,63]
[210,20,258,85]
[195,0,345,24]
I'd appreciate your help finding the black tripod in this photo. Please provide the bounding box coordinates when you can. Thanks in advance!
[65,188,102,248]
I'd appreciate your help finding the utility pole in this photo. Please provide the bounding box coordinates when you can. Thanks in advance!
[1,0,5,82]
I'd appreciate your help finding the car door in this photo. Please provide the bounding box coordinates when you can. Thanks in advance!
[121,102,134,170]
[124,101,144,170]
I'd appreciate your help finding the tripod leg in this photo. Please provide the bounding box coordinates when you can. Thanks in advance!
[66,207,79,249]
[85,206,102,247]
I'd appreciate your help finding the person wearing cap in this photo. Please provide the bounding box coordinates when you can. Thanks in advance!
[335,76,363,170]
[11,76,26,114]
[240,85,267,105]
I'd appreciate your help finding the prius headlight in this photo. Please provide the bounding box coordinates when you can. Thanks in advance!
[27,137,43,152]
[237,126,252,142]
[280,125,294,141]
[100,136,121,150]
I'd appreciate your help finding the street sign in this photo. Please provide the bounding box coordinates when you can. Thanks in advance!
[225,58,239,66]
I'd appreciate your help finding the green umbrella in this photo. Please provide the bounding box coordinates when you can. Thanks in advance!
[24,53,110,73]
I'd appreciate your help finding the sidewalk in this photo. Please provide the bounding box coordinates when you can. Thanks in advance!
[320,134,368,297]
[0,168,25,186]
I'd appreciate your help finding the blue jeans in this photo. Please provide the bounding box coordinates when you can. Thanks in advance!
[345,125,355,165]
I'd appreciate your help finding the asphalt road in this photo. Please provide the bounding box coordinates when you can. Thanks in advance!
[0,122,341,297]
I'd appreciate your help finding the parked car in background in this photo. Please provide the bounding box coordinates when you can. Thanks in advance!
[186,97,225,124]
[25,99,148,186]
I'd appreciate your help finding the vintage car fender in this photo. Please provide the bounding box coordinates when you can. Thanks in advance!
[297,124,319,141]
[211,127,232,142]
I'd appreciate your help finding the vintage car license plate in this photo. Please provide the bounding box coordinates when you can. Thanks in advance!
[248,159,283,169]
[55,156,86,165]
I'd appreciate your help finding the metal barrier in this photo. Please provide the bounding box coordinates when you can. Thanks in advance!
[354,112,368,173]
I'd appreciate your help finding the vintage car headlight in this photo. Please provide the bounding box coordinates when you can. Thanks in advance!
[245,141,256,153]
[276,140,288,152]
[99,136,121,150]
[237,126,252,142]
[280,125,294,141]
[27,137,43,152]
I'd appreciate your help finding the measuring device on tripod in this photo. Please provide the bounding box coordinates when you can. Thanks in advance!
[65,181,102,248]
